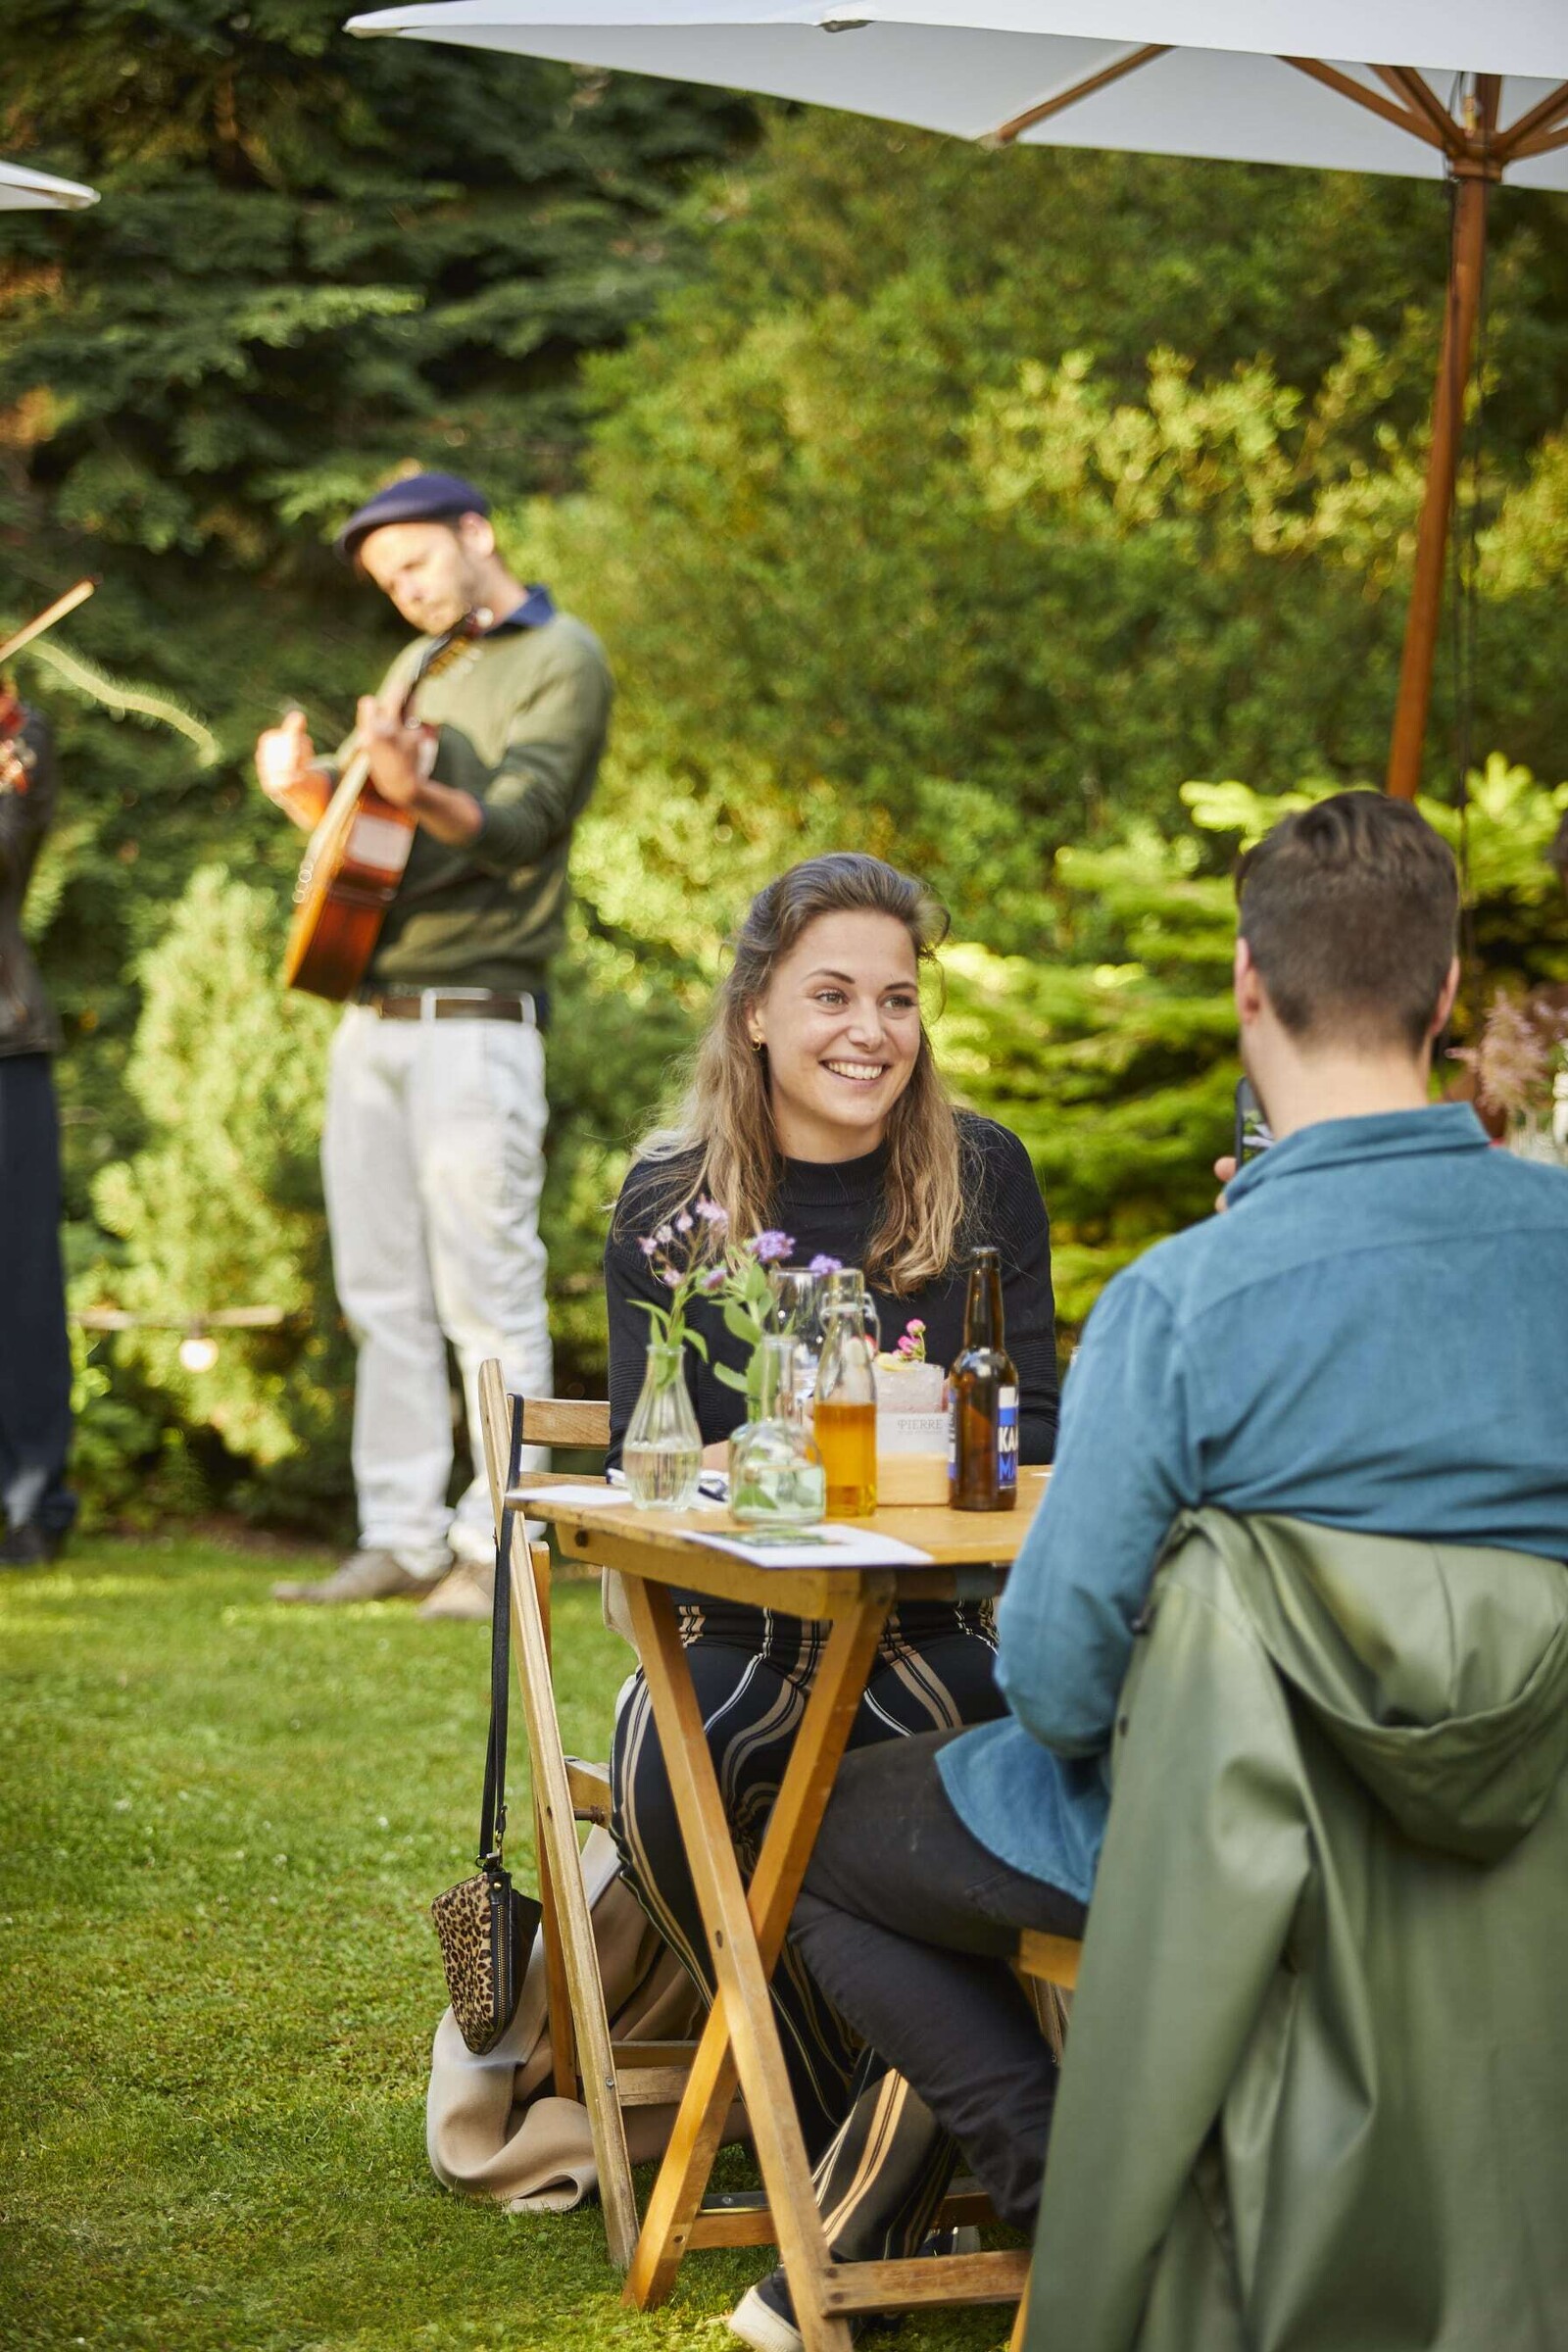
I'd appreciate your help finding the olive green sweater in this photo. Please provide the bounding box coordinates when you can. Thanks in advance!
[341,607,612,996]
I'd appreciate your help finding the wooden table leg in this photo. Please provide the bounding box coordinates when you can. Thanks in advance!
[621,1576,891,2350]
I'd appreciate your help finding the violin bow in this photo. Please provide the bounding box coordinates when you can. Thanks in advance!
[0,577,98,670]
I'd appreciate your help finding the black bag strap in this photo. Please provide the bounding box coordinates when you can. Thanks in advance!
[479,1395,525,1867]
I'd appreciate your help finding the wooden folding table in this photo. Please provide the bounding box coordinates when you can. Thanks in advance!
[517,1472,1049,2352]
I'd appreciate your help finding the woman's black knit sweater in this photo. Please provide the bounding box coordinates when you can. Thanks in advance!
[605,1113,1058,1470]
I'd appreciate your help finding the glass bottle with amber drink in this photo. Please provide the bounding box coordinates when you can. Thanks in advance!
[949,1246,1018,1511]
[813,1270,878,1517]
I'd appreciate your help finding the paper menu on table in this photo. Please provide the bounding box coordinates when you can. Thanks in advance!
[685,1525,934,1570]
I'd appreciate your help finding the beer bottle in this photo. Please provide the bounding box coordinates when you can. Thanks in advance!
[949,1246,1018,1512]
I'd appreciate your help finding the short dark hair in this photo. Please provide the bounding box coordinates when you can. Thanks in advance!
[1236,791,1459,1054]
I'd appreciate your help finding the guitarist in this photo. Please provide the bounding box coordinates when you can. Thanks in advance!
[254,472,612,1619]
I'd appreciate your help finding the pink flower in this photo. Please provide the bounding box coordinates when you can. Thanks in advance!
[638,1236,659,1258]
[662,1266,682,1290]
[694,1198,728,1228]
[675,1210,694,1234]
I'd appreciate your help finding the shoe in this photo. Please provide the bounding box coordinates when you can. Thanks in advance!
[727,2226,978,2352]
[918,2225,981,2256]
[271,1548,435,1605]
[0,1523,61,1568]
[416,1555,495,1621]
[729,2272,808,2352]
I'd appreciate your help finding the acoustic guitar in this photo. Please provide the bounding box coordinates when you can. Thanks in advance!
[282,609,488,1002]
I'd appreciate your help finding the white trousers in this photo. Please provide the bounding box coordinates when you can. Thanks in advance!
[322,1005,554,1576]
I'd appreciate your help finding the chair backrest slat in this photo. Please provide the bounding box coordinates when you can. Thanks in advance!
[520,1396,612,1451]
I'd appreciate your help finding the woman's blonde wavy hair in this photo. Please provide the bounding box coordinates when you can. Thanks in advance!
[630,854,965,1295]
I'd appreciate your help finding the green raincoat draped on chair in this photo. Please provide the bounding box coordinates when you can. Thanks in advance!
[1027,1509,1568,2352]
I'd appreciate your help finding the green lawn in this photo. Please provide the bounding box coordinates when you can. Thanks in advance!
[0,1539,1010,2351]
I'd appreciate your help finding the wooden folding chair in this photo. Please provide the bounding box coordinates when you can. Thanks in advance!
[1005,1930,1082,2349]
[476,1359,699,2270]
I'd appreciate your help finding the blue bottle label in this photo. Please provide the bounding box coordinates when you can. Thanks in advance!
[998,1387,1018,1490]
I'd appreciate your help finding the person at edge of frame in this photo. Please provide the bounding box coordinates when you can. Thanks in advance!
[603,852,1059,2200]
[724,791,1568,2352]
[254,472,611,1621]
[0,693,76,1568]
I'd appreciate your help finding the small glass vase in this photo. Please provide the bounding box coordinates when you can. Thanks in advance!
[729,1337,826,1527]
[623,1340,703,1508]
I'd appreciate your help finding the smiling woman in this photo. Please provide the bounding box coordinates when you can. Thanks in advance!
[600,851,1060,2172]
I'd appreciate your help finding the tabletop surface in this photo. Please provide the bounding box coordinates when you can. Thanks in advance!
[514,1466,1047,1561]
[513,1469,1049,1612]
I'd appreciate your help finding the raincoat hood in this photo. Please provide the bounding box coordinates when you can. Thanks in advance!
[1218,1513,1568,1861]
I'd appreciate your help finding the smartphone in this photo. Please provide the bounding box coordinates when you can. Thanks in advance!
[1234,1078,1274,1168]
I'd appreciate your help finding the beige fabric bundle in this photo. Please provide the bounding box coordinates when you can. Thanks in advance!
[426,1828,745,2211]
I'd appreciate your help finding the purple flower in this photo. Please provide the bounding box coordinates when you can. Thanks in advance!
[694,1197,728,1228]
[748,1229,795,1265]
[697,1265,727,1295]
[638,1236,659,1258]
[808,1253,843,1277]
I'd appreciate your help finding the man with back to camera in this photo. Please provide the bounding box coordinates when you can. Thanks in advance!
[725,790,1568,2352]
[255,472,611,1619]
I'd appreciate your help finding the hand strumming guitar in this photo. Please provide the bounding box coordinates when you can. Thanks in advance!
[355,692,483,849]
[255,709,331,832]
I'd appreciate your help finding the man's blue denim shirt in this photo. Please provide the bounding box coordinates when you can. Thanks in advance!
[939,1105,1568,1901]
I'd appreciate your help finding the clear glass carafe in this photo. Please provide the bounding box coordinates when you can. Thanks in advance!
[728,1337,826,1527]
[767,1268,825,1405]
[813,1270,879,1518]
[623,1340,703,1508]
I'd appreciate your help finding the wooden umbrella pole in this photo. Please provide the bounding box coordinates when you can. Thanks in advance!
[1385,161,1494,800]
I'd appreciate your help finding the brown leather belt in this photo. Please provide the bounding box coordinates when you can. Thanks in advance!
[357,988,537,1024]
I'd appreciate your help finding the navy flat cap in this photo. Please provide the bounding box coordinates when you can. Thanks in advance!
[334,471,491,564]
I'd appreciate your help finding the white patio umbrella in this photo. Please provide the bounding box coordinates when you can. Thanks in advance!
[0,160,99,212]
[345,3,1568,796]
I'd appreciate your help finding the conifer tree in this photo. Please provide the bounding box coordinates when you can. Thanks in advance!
[1,0,750,1193]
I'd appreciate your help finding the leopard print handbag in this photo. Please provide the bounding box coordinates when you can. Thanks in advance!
[431,1396,544,2055]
